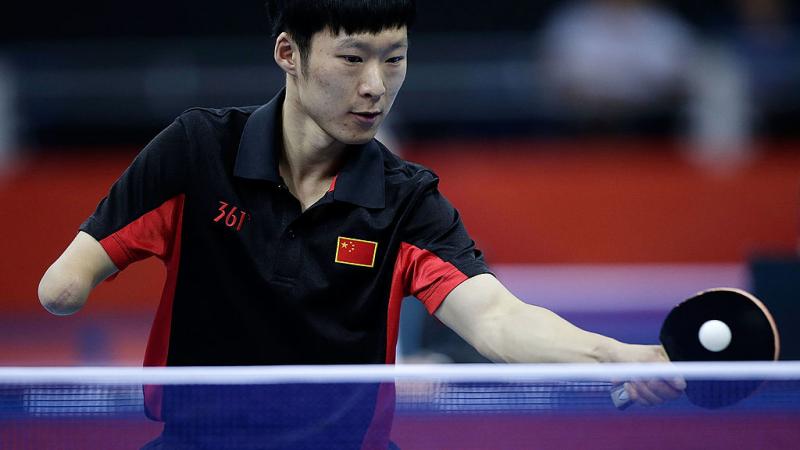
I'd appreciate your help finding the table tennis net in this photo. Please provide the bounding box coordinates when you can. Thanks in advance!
[1,362,799,449]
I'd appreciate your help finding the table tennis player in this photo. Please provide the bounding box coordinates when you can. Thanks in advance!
[37,0,683,447]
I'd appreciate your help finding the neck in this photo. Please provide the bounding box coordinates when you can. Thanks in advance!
[280,81,347,185]
[278,81,349,211]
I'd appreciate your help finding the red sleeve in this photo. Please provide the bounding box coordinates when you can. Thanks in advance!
[395,242,470,313]
[97,195,184,271]
[398,176,490,313]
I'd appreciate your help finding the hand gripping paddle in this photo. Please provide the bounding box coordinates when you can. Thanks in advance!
[612,288,780,409]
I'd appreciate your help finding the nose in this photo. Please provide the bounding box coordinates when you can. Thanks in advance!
[358,63,386,99]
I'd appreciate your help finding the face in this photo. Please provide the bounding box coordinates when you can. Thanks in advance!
[294,26,408,145]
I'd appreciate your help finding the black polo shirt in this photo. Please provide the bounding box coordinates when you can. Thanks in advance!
[81,89,489,369]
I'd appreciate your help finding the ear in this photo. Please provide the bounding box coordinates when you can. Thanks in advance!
[274,32,299,76]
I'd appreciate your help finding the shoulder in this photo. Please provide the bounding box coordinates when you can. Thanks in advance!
[168,106,262,165]
[176,105,260,137]
[377,140,440,192]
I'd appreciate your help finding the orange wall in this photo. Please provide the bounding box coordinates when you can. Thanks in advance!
[1,151,165,314]
[407,140,800,264]
[2,140,798,313]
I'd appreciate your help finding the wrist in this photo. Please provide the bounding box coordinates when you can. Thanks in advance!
[607,342,668,363]
[591,335,626,363]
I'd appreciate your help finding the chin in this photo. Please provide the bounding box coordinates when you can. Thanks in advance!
[350,136,374,145]
[338,131,377,146]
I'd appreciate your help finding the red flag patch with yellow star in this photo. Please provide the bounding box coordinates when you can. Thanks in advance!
[335,236,378,268]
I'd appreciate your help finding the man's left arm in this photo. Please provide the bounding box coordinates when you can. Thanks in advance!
[435,274,685,404]
[397,178,683,404]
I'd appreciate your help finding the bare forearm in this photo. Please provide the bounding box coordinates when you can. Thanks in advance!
[437,274,668,364]
[471,300,623,363]
[467,298,667,364]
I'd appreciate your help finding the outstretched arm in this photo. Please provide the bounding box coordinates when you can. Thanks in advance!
[435,274,684,404]
[38,231,117,315]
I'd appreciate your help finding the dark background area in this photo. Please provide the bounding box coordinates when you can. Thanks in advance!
[0,1,798,365]
[0,2,775,39]
[1,0,798,147]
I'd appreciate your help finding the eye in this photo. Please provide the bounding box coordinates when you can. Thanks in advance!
[340,55,363,64]
[386,56,405,64]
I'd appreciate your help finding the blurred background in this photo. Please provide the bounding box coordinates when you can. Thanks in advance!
[0,0,798,366]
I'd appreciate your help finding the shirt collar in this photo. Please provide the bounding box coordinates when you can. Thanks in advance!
[233,89,284,183]
[234,88,385,209]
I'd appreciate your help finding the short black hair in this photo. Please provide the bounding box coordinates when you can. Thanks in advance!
[265,0,415,61]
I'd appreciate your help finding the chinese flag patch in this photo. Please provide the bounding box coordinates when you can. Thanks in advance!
[335,236,378,268]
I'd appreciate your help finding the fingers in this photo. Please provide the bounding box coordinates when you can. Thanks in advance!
[669,376,687,391]
[648,345,687,392]
[616,344,688,408]
[625,382,658,406]
[625,378,684,406]
[649,378,683,401]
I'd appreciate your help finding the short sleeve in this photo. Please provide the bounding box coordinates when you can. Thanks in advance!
[80,118,189,271]
[398,175,491,313]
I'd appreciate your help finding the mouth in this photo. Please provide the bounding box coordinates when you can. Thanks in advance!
[350,111,382,125]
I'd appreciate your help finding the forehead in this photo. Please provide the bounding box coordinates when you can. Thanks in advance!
[314,26,408,51]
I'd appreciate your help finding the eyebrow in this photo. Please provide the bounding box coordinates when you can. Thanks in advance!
[336,37,408,52]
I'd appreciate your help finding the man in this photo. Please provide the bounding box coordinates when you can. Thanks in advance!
[38,0,683,447]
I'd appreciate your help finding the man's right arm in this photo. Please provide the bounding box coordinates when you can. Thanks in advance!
[38,117,190,316]
[38,231,118,315]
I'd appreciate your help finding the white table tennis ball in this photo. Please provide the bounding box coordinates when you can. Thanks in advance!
[698,320,732,352]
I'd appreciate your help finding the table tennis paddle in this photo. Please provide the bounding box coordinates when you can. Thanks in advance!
[611,287,780,409]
